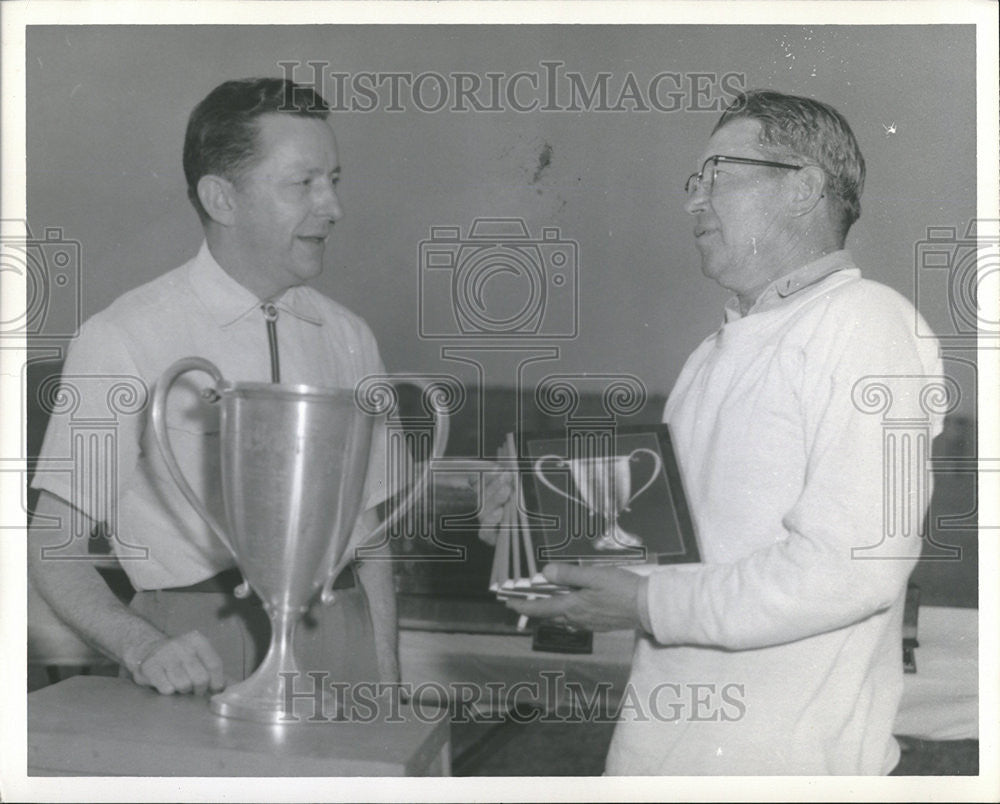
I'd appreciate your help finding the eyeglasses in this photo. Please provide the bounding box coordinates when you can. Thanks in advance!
[684,155,804,197]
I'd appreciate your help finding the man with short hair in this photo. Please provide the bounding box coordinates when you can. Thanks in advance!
[502,90,944,774]
[29,78,398,695]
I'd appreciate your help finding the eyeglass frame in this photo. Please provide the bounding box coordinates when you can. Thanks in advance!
[684,154,805,197]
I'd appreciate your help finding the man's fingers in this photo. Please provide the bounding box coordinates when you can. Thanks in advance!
[164,661,195,694]
[505,564,610,618]
[541,562,603,588]
[481,471,515,510]
[176,652,211,696]
[511,565,644,632]
[477,470,516,546]
[180,630,227,692]
[506,594,570,620]
[137,660,177,695]
[131,630,226,696]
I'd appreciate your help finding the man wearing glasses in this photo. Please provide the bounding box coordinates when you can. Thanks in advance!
[501,90,944,774]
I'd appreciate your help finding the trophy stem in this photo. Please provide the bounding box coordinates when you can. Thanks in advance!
[256,605,298,686]
[210,606,340,724]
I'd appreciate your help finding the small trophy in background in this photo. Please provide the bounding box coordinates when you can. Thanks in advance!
[533,447,661,552]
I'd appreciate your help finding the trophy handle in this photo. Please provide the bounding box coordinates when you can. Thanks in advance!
[533,455,581,505]
[150,356,250,598]
[320,379,451,605]
[625,448,663,510]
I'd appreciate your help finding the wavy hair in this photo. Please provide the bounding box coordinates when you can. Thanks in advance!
[183,78,331,222]
[715,89,866,237]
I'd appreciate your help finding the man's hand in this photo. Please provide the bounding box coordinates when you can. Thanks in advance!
[29,491,229,697]
[476,469,515,546]
[505,563,645,632]
[123,630,227,696]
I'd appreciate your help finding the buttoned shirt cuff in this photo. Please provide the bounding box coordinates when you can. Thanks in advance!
[636,575,654,634]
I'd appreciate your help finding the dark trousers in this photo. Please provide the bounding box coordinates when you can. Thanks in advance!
[129,569,379,684]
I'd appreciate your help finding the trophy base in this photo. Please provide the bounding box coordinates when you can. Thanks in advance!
[210,681,345,724]
[594,526,644,551]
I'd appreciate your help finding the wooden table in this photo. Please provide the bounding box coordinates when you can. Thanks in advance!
[28,676,450,776]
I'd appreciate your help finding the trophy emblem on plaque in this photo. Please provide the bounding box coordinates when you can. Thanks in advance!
[533,448,662,551]
[151,356,448,723]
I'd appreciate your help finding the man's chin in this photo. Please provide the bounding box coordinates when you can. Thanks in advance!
[293,259,326,283]
[699,257,723,282]
[700,261,743,296]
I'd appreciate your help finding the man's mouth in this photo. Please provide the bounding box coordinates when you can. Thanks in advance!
[298,234,329,245]
[694,226,716,239]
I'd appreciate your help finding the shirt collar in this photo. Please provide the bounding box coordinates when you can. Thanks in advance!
[186,241,323,328]
[724,250,852,322]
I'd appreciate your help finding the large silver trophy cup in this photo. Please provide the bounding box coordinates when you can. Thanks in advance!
[534,448,661,551]
[151,356,447,723]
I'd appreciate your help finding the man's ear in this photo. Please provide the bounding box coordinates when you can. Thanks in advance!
[197,174,238,226]
[788,165,827,217]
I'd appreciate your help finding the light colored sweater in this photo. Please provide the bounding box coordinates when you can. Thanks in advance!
[606,252,945,775]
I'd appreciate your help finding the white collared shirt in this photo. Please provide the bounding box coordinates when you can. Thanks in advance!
[33,242,388,590]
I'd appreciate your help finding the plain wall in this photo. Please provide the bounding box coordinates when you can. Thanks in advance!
[26,25,978,416]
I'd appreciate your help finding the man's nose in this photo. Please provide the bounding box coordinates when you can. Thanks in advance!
[684,185,709,215]
[315,182,344,222]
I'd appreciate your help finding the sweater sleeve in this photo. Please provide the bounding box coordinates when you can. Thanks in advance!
[644,286,945,649]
